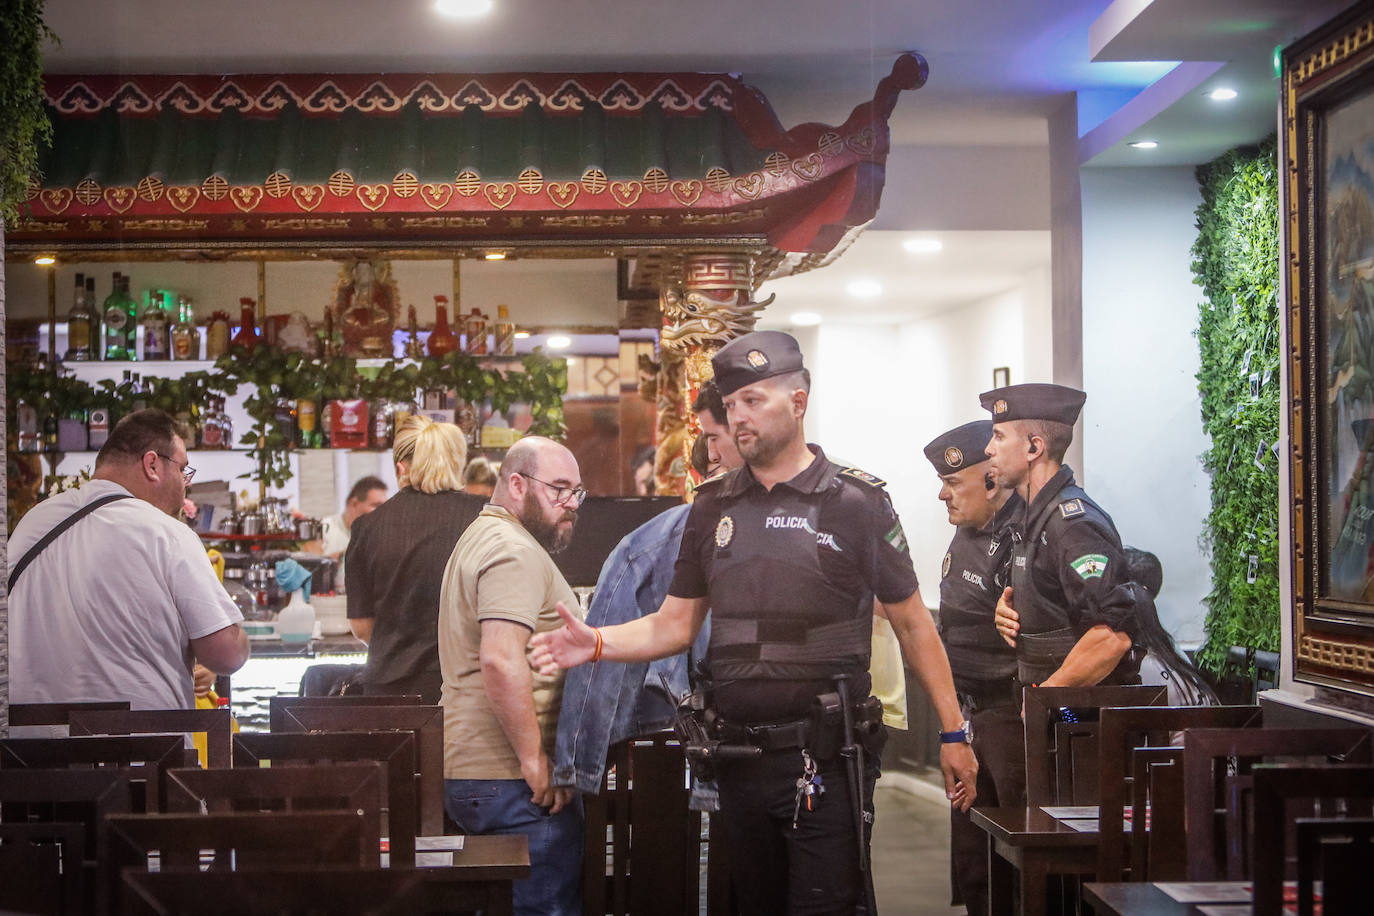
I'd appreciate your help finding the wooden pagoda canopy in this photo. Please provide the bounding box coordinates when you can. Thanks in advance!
[8,55,927,267]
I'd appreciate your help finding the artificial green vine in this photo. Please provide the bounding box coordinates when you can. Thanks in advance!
[0,0,56,223]
[1192,137,1281,672]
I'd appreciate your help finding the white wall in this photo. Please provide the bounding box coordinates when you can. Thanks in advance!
[1081,166,1210,645]
[798,273,1051,597]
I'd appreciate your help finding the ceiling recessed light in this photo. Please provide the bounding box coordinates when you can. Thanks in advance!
[546,335,572,350]
[435,0,493,19]
[33,255,56,266]
[514,330,531,339]
[789,311,822,326]
[902,237,943,254]
[846,279,883,299]
[1128,140,1159,150]
[1208,88,1238,102]
[483,251,506,261]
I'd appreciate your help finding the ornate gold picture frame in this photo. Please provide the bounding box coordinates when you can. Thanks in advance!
[1286,4,1374,693]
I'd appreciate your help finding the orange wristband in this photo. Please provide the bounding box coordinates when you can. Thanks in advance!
[592,627,604,662]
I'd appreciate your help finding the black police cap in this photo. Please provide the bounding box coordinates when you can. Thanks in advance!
[711,330,805,396]
[923,420,993,475]
[978,383,1086,426]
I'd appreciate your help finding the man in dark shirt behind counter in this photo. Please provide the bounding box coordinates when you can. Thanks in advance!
[924,420,1024,916]
[531,330,977,915]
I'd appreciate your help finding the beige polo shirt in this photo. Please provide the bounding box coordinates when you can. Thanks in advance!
[438,504,577,780]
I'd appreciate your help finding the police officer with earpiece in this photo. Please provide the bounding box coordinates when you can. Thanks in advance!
[924,420,1025,916]
[532,330,978,915]
[980,384,1142,691]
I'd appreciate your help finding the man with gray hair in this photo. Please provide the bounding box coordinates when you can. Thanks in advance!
[438,436,586,916]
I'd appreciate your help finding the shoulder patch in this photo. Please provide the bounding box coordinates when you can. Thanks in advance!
[1059,498,1085,519]
[1070,553,1109,580]
[839,467,886,488]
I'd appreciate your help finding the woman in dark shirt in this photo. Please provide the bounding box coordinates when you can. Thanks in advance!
[346,415,486,703]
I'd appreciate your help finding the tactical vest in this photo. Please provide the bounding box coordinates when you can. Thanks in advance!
[705,469,873,685]
[939,522,1018,682]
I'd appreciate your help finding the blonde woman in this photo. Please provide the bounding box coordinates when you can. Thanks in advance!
[345,415,486,703]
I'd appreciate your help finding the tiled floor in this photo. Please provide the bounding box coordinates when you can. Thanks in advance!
[872,781,967,915]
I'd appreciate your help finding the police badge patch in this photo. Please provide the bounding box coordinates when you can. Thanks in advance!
[1059,498,1085,519]
[746,349,769,369]
[1070,553,1108,579]
[993,399,1008,415]
[942,552,952,578]
[944,447,963,468]
[715,515,735,548]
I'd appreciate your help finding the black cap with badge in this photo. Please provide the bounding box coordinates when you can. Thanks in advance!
[711,330,806,396]
[923,420,993,475]
[978,382,1087,425]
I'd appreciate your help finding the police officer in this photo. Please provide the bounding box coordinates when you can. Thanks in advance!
[533,330,978,915]
[924,420,1025,916]
[980,384,1140,689]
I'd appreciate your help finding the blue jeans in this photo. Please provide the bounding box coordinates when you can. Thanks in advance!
[444,778,584,916]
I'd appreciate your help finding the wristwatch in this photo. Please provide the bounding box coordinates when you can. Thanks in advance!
[939,719,974,744]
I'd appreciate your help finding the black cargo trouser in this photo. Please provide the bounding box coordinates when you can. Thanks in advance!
[950,705,1027,915]
[714,743,880,916]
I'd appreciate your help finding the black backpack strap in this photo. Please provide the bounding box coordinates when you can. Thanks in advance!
[7,493,133,592]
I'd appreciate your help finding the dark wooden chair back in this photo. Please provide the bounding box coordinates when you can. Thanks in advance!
[1182,726,1372,880]
[1,734,187,813]
[274,704,443,835]
[68,709,233,770]
[1251,763,1374,915]
[1096,704,1262,881]
[8,701,131,728]
[161,762,384,866]
[233,730,418,866]
[267,694,421,733]
[0,821,86,916]
[0,767,135,915]
[1295,817,1374,916]
[1022,685,1167,807]
[1129,746,1185,881]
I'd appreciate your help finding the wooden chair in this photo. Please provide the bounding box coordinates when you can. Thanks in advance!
[1095,704,1261,882]
[267,694,422,733]
[1251,763,1374,915]
[1,734,187,813]
[1022,685,1168,807]
[68,709,233,770]
[162,762,385,866]
[1130,745,1185,881]
[1295,817,1374,916]
[0,767,135,915]
[0,821,86,916]
[233,730,419,866]
[8,701,131,729]
[273,704,444,835]
[1182,726,1372,880]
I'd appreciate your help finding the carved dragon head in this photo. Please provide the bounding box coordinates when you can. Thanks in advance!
[662,289,775,351]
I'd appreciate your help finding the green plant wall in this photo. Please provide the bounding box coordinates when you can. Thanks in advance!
[1192,137,1281,671]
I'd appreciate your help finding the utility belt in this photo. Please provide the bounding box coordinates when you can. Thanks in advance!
[1014,627,1147,689]
[954,677,1020,715]
[712,693,886,758]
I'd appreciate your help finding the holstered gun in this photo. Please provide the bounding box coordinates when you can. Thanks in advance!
[661,675,760,782]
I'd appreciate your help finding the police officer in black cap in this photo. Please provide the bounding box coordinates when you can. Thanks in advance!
[534,330,978,915]
[924,420,1025,916]
[980,383,1141,690]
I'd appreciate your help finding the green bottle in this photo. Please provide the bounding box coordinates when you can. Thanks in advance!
[103,272,136,360]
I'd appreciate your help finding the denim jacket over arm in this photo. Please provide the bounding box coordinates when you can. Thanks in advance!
[553,504,711,793]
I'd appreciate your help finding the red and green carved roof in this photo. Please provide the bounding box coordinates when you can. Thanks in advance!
[11,57,926,254]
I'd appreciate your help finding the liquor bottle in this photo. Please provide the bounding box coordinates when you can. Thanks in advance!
[118,276,138,357]
[371,400,394,449]
[428,296,458,357]
[205,311,231,358]
[200,397,232,450]
[41,403,59,452]
[296,398,321,448]
[65,272,93,361]
[103,271,132,360]
[494,304,515,355]
[15,396,41,453]
[140,291,171,360]
[171,297,200,360]
[465,308,488,355]
[85,277,101,361]
[232,298,259,351]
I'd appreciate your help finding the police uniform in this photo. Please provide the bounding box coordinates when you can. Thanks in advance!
[924,421,1025,916]
[979,384,1142,687]
[668,331,918,915]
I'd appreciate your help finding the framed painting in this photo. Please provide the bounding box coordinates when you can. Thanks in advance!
[1287,4,1374,693]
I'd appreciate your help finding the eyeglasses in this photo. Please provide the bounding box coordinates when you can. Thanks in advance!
[156,453,196,484]
[518,472,587,508]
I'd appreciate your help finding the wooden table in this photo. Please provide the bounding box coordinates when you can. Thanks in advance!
[413,834,531,916]
[970,807,1100,916]
[1083,881,1252,915]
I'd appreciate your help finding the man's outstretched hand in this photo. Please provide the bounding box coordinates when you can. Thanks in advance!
[528,601,598,675]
